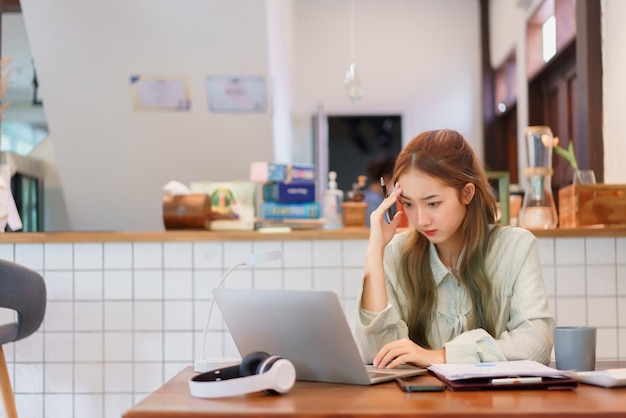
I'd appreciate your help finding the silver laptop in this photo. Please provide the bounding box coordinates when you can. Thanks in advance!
[213,288,426,385]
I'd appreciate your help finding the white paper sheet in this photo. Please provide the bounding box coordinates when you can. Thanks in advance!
[428,360,566,381]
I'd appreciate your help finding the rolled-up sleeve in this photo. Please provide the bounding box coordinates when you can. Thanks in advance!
[355,303,409,363]
[353,234,410,363]
[443,328,507,363]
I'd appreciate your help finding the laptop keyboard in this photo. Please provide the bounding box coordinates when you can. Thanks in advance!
[368,370,396,379]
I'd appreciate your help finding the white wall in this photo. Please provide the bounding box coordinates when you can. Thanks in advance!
[602,0,626,183]
[8,1,625,232]
[291,0,482,163]
[489,0,529,69]
[15,0,482,232]
[20,0,275,232]
[266,0,295,163]
[488,0,626,184]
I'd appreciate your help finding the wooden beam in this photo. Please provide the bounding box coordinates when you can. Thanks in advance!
[0,0,3,59]
[575,0,603,181]
[480,0,497,168]
[1,0,21,13]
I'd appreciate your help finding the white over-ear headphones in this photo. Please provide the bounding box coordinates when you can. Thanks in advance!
[189,351,296,398]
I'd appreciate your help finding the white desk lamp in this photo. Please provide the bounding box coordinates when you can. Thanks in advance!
[194,250,282,372]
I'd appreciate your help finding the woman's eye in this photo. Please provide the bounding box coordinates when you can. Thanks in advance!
[428,202,440,208]
[401,201,412,208]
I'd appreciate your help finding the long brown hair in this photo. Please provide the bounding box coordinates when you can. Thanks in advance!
[391,129,499,348]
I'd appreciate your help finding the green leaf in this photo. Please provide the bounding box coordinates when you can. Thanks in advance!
[553,140,579,173]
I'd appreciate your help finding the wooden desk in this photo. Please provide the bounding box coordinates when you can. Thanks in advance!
[124,364,626,418]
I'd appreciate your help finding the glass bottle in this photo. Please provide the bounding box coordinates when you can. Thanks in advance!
[518,126,558,229]
[323,171,344,229]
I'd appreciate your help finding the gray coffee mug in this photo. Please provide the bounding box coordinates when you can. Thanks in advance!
[553,326,596,371]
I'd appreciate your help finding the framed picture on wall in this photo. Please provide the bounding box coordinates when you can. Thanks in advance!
[129,75,191,111]
[205,76,266,113]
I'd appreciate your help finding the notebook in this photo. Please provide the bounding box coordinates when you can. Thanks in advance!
[433,374,578,391]
[213,288,426,385]
[428,360,578,391]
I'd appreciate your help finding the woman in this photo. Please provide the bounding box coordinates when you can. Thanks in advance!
[354,129,554,369]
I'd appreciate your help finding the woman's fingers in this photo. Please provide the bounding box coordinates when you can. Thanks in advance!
[374,339,424,369]
[375,341,445,369]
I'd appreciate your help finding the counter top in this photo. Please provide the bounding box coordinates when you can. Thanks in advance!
[1,225,625,243]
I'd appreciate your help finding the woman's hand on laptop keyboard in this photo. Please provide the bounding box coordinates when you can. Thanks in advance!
[373,338,445,369]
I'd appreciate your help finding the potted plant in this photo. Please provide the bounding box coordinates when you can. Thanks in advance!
[552,138,595,184]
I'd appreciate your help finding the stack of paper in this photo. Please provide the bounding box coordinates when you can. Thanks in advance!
[565,369,626,388]
[427,360,578,390]
[428,360,566,381]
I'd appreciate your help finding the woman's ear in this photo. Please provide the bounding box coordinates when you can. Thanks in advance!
[462,183,475,205]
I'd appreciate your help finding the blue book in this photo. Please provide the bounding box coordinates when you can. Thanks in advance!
[261,202,321,219]
[250,162,315,183]
[262,181,316,203]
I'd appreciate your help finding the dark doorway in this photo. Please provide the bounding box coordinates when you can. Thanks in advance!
[327,115,402,192]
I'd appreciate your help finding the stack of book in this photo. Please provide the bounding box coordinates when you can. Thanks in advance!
[250,162,324,229]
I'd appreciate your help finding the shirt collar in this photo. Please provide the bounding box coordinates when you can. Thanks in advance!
[429,241,468,284]
[429,242,451,285]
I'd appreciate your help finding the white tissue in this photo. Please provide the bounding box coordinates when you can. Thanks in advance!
[0,165,23,232]
[163,181,191,195]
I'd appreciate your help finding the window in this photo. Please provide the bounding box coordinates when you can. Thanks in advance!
[542,15,556,62]
[527,0,576,79]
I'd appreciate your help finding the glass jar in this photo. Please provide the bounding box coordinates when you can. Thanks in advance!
[518,126,558,229]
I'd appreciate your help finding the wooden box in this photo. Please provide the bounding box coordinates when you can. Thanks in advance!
[342,202,367,227]
[163,194,211,230]
[558,184,626,228]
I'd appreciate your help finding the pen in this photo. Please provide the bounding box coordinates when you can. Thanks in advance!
[380,177,394,222]
[490,377,543,385]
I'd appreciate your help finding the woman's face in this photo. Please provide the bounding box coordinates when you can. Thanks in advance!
[397,169,471,250]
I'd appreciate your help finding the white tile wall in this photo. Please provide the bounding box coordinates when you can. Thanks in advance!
[545,237,623,365]
[0,236,624,418]
[617,238,626,264]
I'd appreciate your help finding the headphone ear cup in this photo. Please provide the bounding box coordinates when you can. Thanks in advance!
[257,355,283,395]
[239,351,271,377]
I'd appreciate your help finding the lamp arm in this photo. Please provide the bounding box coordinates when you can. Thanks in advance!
[199,262,244,362]
[198,249,282,363]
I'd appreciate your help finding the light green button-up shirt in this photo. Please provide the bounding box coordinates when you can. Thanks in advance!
[354,226,555,364]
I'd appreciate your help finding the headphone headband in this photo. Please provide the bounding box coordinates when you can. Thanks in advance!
[189,355,296,398]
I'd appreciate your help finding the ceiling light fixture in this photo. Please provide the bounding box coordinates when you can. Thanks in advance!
[344,0,364,102]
